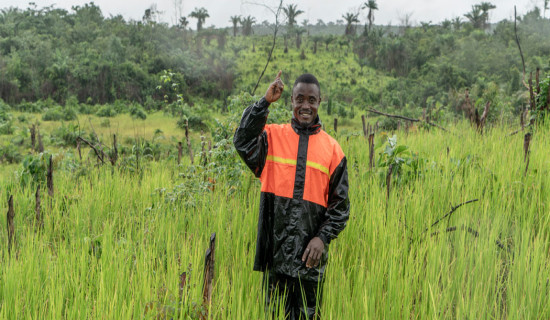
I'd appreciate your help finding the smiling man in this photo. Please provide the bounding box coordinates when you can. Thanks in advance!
[233,71,350,319]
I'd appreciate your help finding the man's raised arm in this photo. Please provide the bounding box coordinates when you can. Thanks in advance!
[233,71,285,177]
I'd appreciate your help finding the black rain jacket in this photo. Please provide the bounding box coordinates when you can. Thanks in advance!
[233,97,350,281]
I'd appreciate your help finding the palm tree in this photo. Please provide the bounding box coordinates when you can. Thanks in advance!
[452,17,462,30]
[283,4,303,29]
[477,2,496,28]
[342,12,360,36]
[362,0,378,32]
[189,7,209,31]
[229,15,241,36]
[178,16,189,29]
[241,16,256,36]
[295,27,306,48]
[464,6,484,29]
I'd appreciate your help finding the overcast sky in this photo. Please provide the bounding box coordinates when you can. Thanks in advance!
[2,0,543,28]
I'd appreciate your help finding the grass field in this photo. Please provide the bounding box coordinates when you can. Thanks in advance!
[1,113,549,318]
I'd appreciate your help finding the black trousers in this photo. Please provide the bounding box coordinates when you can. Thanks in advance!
[263,271,324,320]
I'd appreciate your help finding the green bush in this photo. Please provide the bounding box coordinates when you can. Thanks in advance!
[42,106,78,121]
[0,110,14,135]
[129,104,147,120]
[18,152,51,187]
[0,98,10,112]
[0,143,22,163]
[50,123,82,147]
[96,105,117,117]
[100,119,111,127]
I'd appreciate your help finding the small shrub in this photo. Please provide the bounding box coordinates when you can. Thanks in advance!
[17,152,51,187]
[129,104,147,120]
[96,105,117,117]
[0,110,14,135]
[50,123,82,147]
[42,106,77,121]
[100,119,111,127]
[0,143,22,163]
[78,103,94,115]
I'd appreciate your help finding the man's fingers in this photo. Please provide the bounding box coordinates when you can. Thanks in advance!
[304,248,321,268]
[302,247,311,262]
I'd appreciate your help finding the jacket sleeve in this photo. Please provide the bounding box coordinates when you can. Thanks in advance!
[233,97,270,178]
[317,156,350,245]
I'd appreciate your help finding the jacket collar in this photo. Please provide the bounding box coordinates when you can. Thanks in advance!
[291,116,322,135]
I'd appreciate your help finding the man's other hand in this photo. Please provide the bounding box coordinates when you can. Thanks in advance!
[302,237,325,268]
[265,70,284,103]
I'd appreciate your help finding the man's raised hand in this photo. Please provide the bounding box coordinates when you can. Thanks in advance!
[265,70,284,104]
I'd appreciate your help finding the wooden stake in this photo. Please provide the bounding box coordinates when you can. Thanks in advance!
[524,132,531,176]
[479,101,490,133]
[110,134,118,166]
[361,115,367,137]
[368,133,375,171]
[35,186,42,229]
[529,72,535,112]
[185,121,194,165]
[333,118,338,133]
[202,233,216,315]
[177,142,183,165]
[47,155,53,197]
[200,131,207,165]
[76,139,82,161]
[30,124,36,151]
[37,129,44,153]
[7,195,15,254]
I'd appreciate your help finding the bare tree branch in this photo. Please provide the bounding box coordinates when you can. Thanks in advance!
[366,107,448,132]
[245,0,284,96]
[366,108,419,122]
[76,136,106,164]
[514,6,528,89]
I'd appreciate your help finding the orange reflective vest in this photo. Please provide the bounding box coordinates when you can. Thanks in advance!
[260,123,345,208]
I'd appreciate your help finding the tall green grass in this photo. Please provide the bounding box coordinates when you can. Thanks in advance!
[1,121,549,319]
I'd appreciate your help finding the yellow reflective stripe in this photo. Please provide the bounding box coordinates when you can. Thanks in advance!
[267,155,329,176]
[306,161,330,176]
[266,155,296,165]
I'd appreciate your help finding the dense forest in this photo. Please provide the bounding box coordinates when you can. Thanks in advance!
[0,2,549,124]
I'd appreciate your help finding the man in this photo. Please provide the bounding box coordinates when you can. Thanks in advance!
[233,71,350,319]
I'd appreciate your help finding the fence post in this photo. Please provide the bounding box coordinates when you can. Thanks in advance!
[524,132,532,176]
[361,115,367,138]
[35,186,42,229]
[47,155,54,197]
[185,121,194,165]
[333,118,338,133]
[30,124,36,151]
[110,134,118,166]
[37,128,44,153]
[7,195,15,254]
[202,233,216,315]
[368,133,375,170]
[177,142,183,165]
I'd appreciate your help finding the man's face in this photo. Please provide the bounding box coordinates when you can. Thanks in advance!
[291,82,321,127]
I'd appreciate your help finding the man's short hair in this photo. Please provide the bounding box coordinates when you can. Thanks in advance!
[292,73,321,96]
